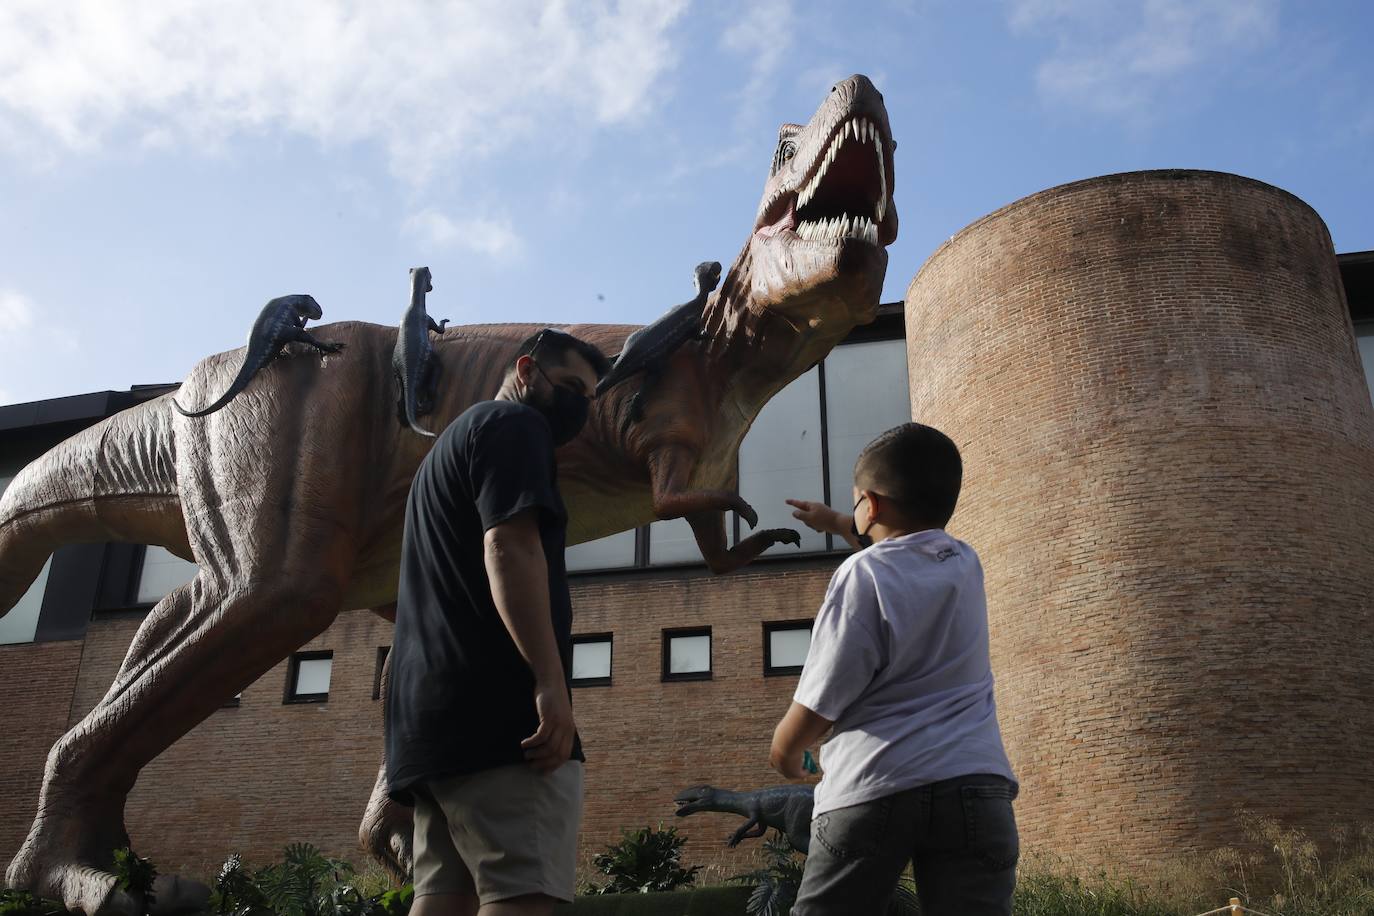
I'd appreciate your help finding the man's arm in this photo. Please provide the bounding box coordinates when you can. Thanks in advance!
[484,509,575,774]
[770,701,834,780]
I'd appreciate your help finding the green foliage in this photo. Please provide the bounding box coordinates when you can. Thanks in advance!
[584,825,703,895]
[208,845,413,916]
[566,886,752,914]
[112,847,159,912]
[0,890,64,916]
[730,831,804,916]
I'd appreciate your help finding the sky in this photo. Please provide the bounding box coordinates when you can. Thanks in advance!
[0,0,1370,407]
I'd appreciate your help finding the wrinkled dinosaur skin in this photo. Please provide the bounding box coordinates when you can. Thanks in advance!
[596,261,721,423]
[392,266,449,438]
[172,294,344,417]
[674,784,815,854]
[0,74,895,911]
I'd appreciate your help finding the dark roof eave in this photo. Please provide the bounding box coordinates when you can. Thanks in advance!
[0,384,178,433]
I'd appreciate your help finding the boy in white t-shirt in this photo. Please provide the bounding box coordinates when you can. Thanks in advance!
[773,423,1018,916]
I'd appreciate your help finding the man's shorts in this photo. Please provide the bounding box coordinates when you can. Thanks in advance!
[412,761,584,905]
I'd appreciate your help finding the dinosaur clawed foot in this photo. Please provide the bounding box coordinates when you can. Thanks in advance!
[762,528,803,548]
[6,842,209,916]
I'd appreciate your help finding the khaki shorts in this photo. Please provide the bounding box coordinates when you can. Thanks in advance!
[412,761,584,905]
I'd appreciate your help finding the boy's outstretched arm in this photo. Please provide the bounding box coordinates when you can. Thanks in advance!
[770,701,834,780]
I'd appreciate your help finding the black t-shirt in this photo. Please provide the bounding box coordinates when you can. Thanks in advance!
[385,399,584,802]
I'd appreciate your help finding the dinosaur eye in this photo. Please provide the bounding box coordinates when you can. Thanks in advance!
[772,140,797,175]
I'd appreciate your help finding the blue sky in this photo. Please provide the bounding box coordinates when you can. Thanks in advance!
[0,0,1370,407]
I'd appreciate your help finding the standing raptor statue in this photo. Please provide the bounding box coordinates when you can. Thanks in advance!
[596,260,721,422]
[172,294,343,417]
[392,266,449,438]
[0,75,897,914]
[674,784,816,854]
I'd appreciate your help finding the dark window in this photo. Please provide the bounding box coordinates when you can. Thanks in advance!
[222,692,242,709]
[372,646,390,701]
[764,620,814,676]
[571,634,613,687]
[285,651,333,704]
[662,627,712,682]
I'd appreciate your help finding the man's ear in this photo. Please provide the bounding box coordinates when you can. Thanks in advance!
[514,354,535,388]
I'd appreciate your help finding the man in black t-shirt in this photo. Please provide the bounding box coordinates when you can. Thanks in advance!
[386,328,610,916]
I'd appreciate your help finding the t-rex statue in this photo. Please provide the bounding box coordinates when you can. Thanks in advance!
[0,73,896,915]
[674,783,816,854]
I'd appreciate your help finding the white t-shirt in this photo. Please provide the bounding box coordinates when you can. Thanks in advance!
[794,529,1015,815]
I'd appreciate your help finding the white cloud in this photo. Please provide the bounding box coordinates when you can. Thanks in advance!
[0,0,688,181]
[404,209,523,260]
[0,289,36,343]
[721,0,797,126]
[1008,0,1279,121]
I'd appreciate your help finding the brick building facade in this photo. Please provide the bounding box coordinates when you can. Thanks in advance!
[2,169,1372,882]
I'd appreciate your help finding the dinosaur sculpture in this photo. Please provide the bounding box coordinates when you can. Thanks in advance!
[171,294,343,417]
[596,261,721,422]
[674,784,815,853]
[0,73,896,913]
[392,266,449,438]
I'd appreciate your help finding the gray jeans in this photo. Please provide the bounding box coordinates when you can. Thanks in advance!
[792,774,1019,916]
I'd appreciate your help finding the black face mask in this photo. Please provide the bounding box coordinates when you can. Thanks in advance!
[851,494,875,548]
[531,361,590,446]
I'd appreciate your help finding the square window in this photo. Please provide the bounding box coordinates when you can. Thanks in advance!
[285,651,332,704]
[663,628,712,682]
[135,545,198,604]
[764,621,814,676]
[571,634,613,687]
[372,646,390,701]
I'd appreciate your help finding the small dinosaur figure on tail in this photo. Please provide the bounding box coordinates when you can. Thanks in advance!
[596,260,721,421]
[173,294,344,417]
[392,266,449,438]
[674,783,815,853]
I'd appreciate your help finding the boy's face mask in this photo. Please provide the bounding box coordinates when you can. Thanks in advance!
[529,360,591,446]
[851,494,875,547]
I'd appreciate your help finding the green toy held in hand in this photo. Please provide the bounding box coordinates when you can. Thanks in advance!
[803,749,819,775]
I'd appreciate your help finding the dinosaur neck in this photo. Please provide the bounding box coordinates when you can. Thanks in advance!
[700,245,855,422]
[703,789,754,816]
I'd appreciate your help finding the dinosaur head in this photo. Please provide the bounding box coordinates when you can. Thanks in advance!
[271,294,324,321]
[673,784,720,816]
[737,74,897,330]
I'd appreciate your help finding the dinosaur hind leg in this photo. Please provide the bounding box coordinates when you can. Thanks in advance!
[6,565,349,916]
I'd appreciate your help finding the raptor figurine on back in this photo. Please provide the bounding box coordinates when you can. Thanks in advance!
[0,75,897,912]
[172,294,343,417]
[596,260,721,422]
[392,266,449,438]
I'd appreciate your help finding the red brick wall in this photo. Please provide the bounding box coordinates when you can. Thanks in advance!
[0,641,83,860]
[3,559,838,880]
[904,169,1374,868]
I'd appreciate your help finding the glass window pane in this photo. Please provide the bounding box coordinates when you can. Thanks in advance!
[294,657,332,696]
[566,529,637,571]
[737,366,826,554]
[136,545,198,603]
[825,340,911,520]
[1357,324,1374,404]
[650,517,700,565]
[668,634,710,674]
[769,626,812,669]
[572,640,612,680]
[0,473,46,644]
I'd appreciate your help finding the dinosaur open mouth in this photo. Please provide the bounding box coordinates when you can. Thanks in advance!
[755,115,891,247]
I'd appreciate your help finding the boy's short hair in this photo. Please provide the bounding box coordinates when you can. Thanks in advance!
[853,423,962,528]
[505,328,612,381]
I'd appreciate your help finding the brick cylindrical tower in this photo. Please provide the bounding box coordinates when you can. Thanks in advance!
[904,170,1374,868]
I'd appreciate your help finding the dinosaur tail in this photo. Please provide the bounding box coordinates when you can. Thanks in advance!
[171,354,258,418]
[402,374,437,439]
[0,396,182,618]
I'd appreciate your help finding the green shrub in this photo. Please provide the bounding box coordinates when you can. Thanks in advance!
[583,826,703,896]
